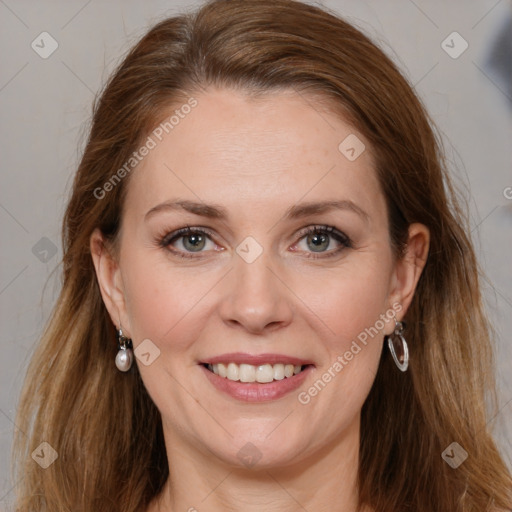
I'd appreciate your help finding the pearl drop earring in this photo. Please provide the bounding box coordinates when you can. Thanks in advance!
[115,326,133,372]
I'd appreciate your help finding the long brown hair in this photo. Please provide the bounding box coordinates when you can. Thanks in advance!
[13,0,512,510]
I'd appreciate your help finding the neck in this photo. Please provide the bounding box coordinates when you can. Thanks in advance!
[149,416,371,512]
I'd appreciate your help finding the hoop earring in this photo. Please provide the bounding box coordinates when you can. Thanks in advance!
[115,326,133,372]
[387,320,409,372]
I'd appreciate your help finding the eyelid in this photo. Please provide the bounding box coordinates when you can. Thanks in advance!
[294,224,350,244]
[159,225,217,247]
[291,224,352,259]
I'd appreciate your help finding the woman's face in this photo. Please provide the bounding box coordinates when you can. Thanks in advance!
[95,87,425,469]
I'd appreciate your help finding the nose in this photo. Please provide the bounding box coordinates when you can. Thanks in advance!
[218,250,294,335]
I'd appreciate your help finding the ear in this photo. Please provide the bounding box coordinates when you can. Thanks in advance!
[90,228,131,334]
[387,223,430,327]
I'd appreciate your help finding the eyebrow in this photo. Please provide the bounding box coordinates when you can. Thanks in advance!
[144,199,369,223]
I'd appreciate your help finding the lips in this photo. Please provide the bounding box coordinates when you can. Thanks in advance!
[199,352,314,402]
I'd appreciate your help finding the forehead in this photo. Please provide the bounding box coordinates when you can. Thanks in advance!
[125,87,384,222]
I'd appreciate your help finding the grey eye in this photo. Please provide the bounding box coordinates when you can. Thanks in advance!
[306,232,330,252]
[181,233,207,252]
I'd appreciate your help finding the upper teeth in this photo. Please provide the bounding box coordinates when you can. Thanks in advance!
[207,362,303,383]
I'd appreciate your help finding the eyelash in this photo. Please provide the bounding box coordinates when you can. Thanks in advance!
[158,225,352,260]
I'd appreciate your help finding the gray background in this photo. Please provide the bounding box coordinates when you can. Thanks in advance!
[1,0,511,507]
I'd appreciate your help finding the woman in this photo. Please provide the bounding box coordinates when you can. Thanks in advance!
[13,0,512,510]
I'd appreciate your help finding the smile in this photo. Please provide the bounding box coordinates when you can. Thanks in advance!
[200,353,314,402]
[205,362,305,383]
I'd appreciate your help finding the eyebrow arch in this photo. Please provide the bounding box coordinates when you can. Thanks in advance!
[283,200,369,223]
[145,200,228,221]
[144,199,369,223]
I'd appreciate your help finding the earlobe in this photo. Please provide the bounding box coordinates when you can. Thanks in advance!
[389,223,430,320]
[90,228,129,331]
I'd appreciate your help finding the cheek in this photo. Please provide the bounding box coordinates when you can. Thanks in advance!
[293,261,391,427]
[295,251,393,412]
[298,255,393,349]
[120,252,211,347]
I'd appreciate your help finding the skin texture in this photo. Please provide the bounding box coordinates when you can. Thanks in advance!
[91,87,429,512]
